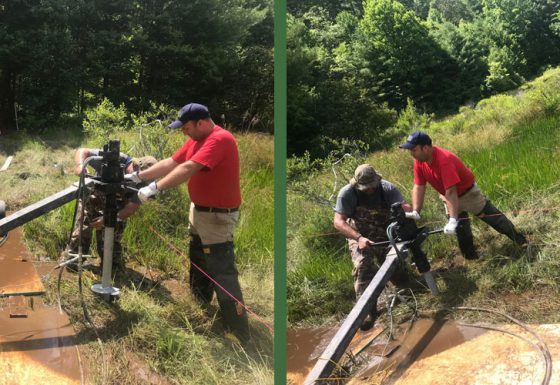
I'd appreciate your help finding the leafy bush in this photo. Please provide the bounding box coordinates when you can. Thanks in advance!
[83,98,129,146]
[128,102,178,159]
[392,98,433,136]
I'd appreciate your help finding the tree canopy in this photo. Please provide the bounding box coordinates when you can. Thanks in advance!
[0,0,273,132]
[288,0,560,156]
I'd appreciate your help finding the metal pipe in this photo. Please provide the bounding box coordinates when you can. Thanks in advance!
[101,227,114,288]
[304,246,402,385]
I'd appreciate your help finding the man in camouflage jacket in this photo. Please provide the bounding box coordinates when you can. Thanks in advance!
[333,164,411,330]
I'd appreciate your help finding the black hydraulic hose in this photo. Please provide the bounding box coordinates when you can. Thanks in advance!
[61,157,108,385]
[386,222,405,258]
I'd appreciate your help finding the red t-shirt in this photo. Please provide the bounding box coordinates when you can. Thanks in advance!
[413,146,475,195]
[172,125,241,208]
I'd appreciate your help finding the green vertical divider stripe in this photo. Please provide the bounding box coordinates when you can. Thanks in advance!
[274,0,287,384]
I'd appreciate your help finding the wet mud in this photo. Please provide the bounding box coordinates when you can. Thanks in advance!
[0,228,30,261]
[290,318,560,385]
[288,319,485,385]
[351,318,486,383]
[0,228,44,296]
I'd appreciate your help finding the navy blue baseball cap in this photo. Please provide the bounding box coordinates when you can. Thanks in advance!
[399,131,432,149]
[168,103,211,129]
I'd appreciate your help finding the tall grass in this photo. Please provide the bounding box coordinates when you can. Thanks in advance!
[288,67,560,325]
[4,119,273,384]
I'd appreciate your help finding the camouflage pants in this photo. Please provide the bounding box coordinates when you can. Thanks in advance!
[348,239,409,299]
[67,194,125,267]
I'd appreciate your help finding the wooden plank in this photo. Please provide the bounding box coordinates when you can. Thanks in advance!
[0,180,92,235]
[0,298,81,384]
[304,245,403,385]
[0,260,45,297]
[0,156,13,171]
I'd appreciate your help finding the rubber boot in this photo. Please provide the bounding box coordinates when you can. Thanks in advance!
[188,234,214,303]
[220,299,251,343]
[204,242,250,343]
[455,211,479,260]
[478,201,527,245]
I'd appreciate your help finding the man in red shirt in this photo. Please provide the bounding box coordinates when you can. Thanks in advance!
[399,131,526,260]
[125,103,249,342]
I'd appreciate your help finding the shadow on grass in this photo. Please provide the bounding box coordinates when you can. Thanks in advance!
[436,266,478,308]
[77,263,273,362]
[74,304,142,344]
[79,263,175,303]
[0,125,86,156]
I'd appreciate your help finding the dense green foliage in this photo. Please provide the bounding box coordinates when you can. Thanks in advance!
[287,67,560,325]
[0,0,273,133]
[287,0,560,156]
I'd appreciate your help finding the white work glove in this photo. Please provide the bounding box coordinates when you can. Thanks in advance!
[405,210,421,220]
[138,182,158,203]
[124,171,142,184]
[444,217,458,234]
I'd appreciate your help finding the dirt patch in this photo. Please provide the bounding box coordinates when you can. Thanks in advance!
[124,351,171,385]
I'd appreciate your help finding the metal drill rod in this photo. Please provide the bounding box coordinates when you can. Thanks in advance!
[0,180,94,235]
[370,228,444,247]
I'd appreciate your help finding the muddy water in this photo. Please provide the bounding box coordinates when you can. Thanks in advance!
[288,319,485,385]
[0,228,44,296]
[287,327,336,384]
[354,318,485,383]
[0,228,30,261]
[287,326,386,385]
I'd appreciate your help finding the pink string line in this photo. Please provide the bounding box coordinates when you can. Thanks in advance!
[301,206,560,238]
[150,226,274,335]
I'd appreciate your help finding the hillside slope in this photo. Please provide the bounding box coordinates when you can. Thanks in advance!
[288,67,560,327]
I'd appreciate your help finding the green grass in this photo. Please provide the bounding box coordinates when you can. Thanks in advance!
[2,126,273,385]
[461,115,560,206]
[288,66,560,326]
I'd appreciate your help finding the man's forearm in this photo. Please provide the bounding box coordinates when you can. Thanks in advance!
[118,202,140,220]
[138,158,178,181]
[412,184,426,212]
[334,221,361,241]
[155,160,204,191]
[74,148,91,175]
[445,186,460,218]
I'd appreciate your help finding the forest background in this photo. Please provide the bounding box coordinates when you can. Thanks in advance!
[288,0,560,157]
[0,0,273,134]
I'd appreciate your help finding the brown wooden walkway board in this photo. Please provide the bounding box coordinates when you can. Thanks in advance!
[0,297,81,385]
[0,260,45,297]
[0,228,44,297]
[0,228,29,261]
[0,227,81,384]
